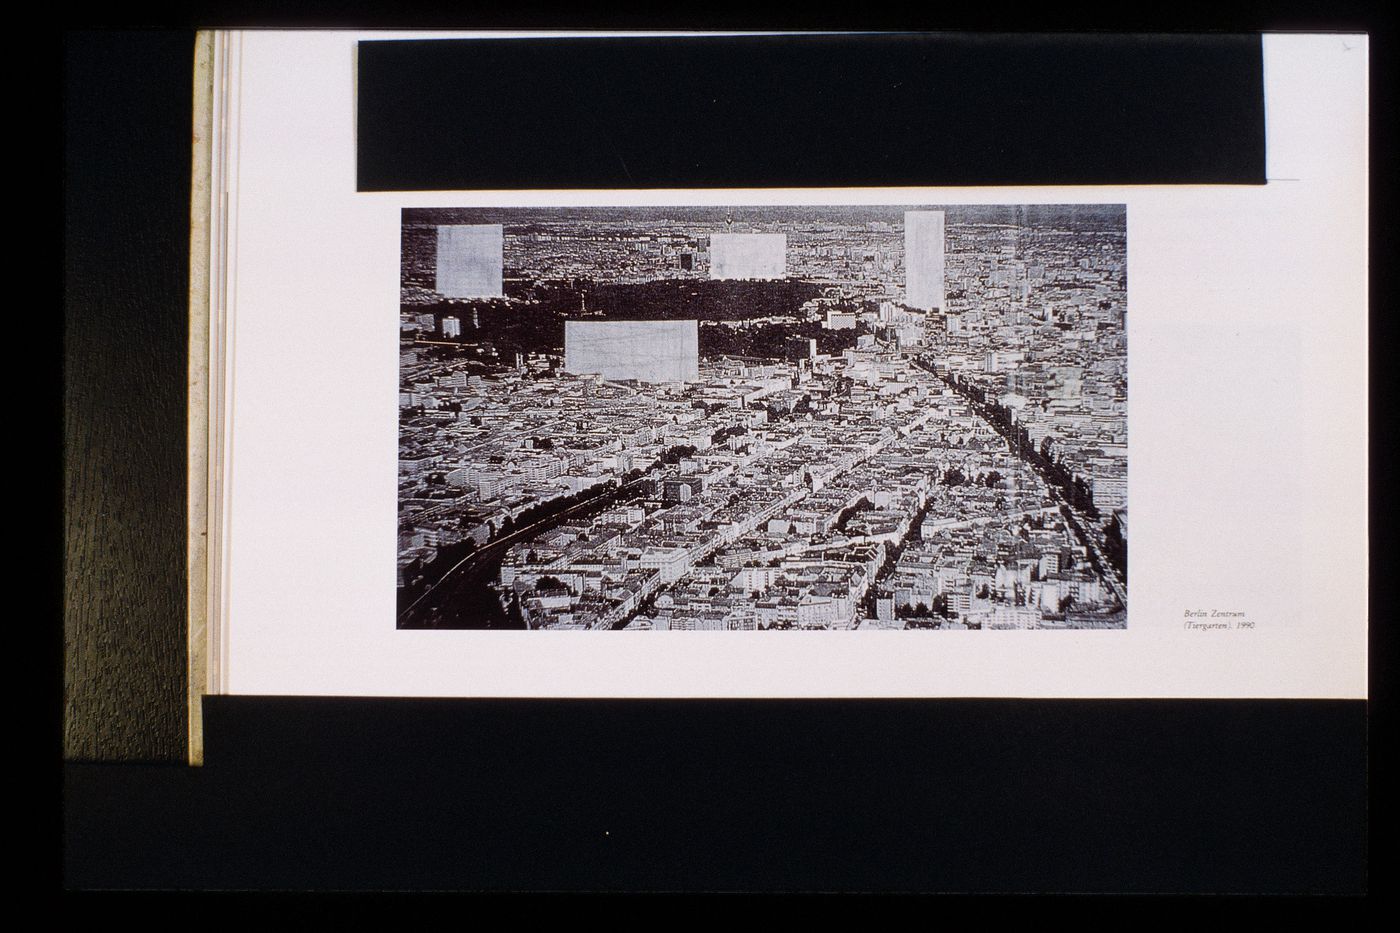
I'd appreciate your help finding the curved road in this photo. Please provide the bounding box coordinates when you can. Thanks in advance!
[398,476,651,627]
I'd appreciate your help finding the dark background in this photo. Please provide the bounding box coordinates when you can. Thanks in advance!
[63,24,1375,893]
[358,33,1265,191]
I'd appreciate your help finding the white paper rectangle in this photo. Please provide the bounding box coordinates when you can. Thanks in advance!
[214,31,1367,699]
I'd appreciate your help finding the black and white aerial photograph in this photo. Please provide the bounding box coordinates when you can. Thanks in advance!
[397,205,1127,631]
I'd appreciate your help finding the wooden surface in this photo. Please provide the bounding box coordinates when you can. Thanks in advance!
[64,31,194,761]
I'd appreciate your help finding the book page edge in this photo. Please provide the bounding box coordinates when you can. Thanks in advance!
[187,29,216,767]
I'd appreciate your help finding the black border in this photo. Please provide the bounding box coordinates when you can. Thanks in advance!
[63,697,1365,893]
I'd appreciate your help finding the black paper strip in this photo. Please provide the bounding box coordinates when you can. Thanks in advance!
[357,33,1266,191]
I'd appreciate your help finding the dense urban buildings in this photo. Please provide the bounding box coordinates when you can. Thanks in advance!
[435,224,504,298]
[399,205,1127,631]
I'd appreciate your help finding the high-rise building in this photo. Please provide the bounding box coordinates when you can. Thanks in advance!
[905,210,945,311]
[435,224,504,298]
[709,233,787,280]
[564,320,699,383]
[441,316,461,338]
[824,309,858,330]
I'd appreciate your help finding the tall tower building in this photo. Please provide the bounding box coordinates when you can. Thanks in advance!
[435,224,504,299]
[905,210,945,311]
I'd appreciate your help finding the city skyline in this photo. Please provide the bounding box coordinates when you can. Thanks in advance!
[398,204,1127,632]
